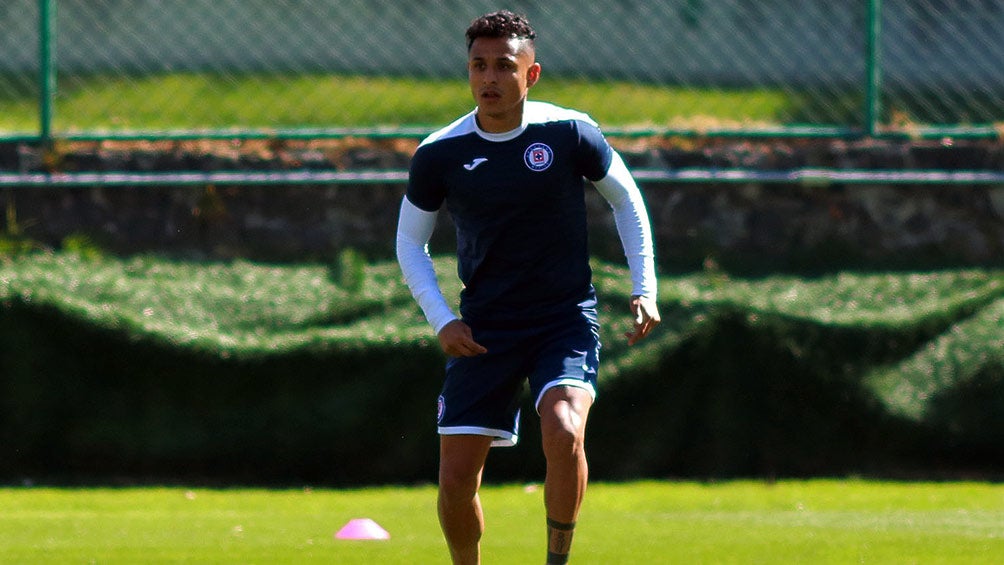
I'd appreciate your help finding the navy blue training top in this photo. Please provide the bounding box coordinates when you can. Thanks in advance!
[406,101,614,325]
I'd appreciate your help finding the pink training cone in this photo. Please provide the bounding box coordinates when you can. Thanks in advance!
[335,518,391,540]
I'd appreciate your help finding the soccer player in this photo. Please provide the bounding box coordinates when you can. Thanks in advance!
[395,10,660,565]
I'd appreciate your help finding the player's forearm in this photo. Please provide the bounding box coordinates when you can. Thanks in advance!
[395,197,458,333]
[593,151,658,299]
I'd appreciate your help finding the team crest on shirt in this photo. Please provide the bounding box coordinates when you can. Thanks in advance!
[523,142,553,172]
[437,395,445,423]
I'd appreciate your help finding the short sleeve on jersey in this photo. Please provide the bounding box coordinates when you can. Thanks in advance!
[406,145,446,212]
[576,121,614,182]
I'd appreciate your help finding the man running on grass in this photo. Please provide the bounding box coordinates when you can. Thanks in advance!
[396,10,660,564]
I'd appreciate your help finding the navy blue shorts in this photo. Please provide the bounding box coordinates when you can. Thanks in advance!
[436,308,600,447]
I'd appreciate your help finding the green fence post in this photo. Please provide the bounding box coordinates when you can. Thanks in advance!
[864,0,882,137]
[39,0,56,146]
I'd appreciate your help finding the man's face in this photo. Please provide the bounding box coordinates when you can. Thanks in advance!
[468,36,540,132]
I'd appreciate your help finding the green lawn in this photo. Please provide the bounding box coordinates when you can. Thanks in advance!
[1,481,1002,564]
[0,73,793,134]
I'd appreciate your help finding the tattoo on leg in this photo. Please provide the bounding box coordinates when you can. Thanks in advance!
[546,518,576,563]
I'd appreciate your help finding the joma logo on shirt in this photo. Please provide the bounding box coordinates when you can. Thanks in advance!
[463,157,488,170]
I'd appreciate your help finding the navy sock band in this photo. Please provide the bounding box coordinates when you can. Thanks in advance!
[546,518,576,531]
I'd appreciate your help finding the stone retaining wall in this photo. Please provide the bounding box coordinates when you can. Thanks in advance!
[2,138,1002,271]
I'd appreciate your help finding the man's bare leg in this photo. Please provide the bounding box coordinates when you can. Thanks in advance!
[538,386,593,564]
[438,434,494,565]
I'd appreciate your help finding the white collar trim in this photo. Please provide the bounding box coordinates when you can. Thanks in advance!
[472,110,527,142]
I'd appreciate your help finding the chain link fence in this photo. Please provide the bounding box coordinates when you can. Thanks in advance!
[1,0,1003,142]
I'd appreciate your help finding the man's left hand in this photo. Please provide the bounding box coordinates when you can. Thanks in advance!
[625,295,660,346]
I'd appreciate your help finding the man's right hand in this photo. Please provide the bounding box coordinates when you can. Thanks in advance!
[437,319,488,357]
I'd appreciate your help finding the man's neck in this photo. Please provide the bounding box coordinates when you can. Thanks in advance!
[475,105,524,133]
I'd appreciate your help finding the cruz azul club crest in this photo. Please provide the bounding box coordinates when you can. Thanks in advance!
[523,142,553,172]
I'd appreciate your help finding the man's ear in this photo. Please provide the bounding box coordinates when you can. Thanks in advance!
[526,62,541,88]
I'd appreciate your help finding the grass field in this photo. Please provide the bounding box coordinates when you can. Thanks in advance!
[0,73,792,134]
[1,481,1002,564]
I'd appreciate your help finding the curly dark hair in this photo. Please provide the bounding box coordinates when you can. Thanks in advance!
[465,10,536,51]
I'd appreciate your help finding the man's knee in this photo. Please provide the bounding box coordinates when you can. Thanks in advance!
[439,461,480,498]
[439,435,492,499]
[541,418,583,459]
[539,388,591,458]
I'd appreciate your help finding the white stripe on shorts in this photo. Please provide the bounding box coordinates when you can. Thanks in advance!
[439,425,518,447]
[534,379,597,413]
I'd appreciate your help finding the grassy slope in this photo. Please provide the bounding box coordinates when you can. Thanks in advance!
[2,252,1003,482]
[2,252,1003,420]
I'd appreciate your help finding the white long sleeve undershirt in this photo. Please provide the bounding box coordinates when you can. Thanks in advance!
[395,199,458,334]
[591,151,658,299]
